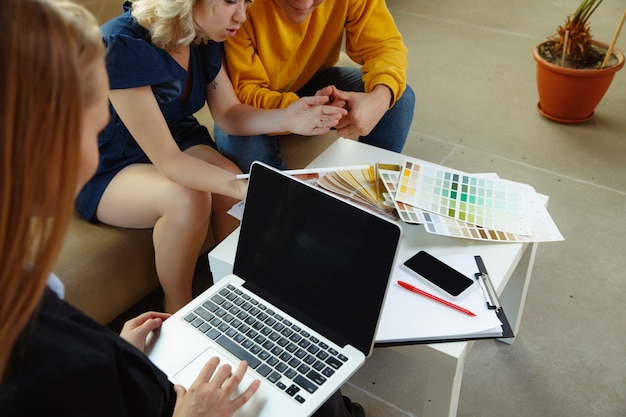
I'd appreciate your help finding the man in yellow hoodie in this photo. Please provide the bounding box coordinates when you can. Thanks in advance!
[215,0,415,172]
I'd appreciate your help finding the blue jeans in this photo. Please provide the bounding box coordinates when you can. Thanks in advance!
[215,67,415,172]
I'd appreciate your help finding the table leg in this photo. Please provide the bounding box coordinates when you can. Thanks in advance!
[497,242,538,345]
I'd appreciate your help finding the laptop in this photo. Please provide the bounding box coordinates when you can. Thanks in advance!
[146,162,402,416]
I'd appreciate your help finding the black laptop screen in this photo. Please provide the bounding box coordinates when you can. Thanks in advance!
[233,163,401,355]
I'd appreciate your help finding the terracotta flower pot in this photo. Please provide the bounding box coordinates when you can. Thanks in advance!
[533,41,625,123]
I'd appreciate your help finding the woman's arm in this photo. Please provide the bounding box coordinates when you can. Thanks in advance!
[108,87,247,200]
[206,67,346,136]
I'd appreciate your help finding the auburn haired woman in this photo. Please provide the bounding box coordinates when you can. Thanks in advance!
[0,1,258,415]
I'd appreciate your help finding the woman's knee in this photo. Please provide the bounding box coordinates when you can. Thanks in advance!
[163,184,212,225]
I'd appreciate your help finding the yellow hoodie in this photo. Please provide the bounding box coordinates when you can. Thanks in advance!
[223,0,408,110]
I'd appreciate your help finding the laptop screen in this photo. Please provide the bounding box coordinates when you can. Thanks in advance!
[234,162,401,355]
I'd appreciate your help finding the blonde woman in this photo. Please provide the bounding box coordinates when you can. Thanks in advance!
[0,1,259,415]
[75,0,347,313]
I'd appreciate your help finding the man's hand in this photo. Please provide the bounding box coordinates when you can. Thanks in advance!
[321,85,392,139]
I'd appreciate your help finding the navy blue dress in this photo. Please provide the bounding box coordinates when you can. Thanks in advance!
[76,2,222,221]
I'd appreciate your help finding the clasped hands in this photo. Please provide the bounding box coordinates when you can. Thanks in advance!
[315,84,392,140]
[285,84,391,139]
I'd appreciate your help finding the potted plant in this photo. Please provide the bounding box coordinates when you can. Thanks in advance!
[533,0,626,123]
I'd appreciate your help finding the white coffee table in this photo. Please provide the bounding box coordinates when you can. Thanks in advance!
[209,138,538,417]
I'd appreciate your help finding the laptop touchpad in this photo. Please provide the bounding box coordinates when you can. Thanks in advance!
[174,347,256,390]
[173,347,267,417]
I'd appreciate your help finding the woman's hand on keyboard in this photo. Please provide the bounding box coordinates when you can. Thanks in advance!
[173,357,260,417]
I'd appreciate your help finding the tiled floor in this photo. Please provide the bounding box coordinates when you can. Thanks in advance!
[339,1,626,416]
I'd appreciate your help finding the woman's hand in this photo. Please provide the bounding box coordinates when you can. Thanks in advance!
[119,311,171,352]
[173,357,260,417]
[283,95,347,136]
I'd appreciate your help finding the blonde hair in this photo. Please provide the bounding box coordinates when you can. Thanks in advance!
[131,0,220,50]
[0,0,105,379]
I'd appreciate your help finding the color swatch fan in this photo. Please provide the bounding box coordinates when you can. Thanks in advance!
[313,161,563,243]
[316,166,395,216]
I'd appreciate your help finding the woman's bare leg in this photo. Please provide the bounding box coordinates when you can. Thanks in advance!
[96,146,242,312]
[96,163,211,312]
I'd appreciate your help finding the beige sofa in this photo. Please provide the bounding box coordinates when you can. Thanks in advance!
[56,0,344,325]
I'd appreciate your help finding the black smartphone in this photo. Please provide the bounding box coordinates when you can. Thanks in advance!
[402,251,474,299]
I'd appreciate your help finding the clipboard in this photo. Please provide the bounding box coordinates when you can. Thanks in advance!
[472,255,514,340]
[375,255,514,347]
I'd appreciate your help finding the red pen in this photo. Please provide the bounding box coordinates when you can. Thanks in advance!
[397,280,476,317]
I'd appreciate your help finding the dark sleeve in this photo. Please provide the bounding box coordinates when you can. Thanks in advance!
[103,33,188,90]
[0,291,176,417]
[100,9,187,90]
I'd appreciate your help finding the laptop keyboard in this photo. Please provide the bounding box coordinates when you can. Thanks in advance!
[183,283,349,404]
